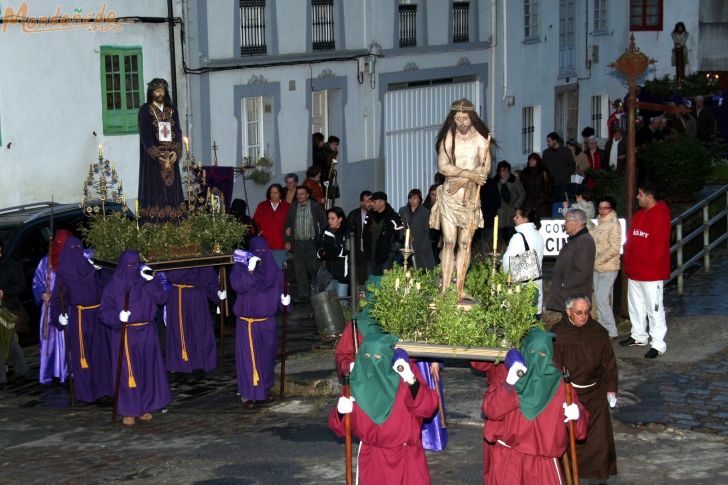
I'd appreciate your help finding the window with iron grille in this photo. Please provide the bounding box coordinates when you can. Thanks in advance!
[399,4,417,48]
[630,0,662,31]
[240,0,267,55]
[591,95,603,138]
[524,0,539,40]
[453,1,469,43]
[593,0,607,32]
[522,106,535,155]
[312,0,335,51]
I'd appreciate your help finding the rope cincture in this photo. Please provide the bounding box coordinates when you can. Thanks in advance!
[76,304,100,369]
[173,284,195,361]
[239,317,267,385]
[124,322,149,388]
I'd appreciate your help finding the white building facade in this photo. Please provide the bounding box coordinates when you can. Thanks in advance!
[3,1,726,212]
[0,0,186,208]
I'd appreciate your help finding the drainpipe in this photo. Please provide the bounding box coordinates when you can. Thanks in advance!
[488,0,498,135]
[167,0,178,105]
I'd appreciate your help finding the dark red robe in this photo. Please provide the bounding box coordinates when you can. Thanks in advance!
[328,367,439,485]
[482,379,588,485]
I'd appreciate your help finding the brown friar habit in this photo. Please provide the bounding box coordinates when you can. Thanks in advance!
[552,315,618,481]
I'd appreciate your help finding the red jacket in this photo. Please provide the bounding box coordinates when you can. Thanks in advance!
[624,200,671,281]
[253,200,290,250]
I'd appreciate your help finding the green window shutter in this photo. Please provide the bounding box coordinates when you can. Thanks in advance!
[100,46,143,135]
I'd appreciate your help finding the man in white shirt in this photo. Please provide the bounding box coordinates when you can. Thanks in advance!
[604,126,627,173]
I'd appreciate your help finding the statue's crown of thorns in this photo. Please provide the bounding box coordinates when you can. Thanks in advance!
[450,101,475,112]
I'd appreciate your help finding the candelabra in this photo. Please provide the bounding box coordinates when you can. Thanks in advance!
[182,149,207,212]
[80,149,126,217]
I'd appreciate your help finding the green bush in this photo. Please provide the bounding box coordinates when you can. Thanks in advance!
[370,260,541,349]
[638,134,713,201]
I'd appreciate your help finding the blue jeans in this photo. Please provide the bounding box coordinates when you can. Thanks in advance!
[272,249,288,269]
[327,280,349,299]
[0,333,29,384]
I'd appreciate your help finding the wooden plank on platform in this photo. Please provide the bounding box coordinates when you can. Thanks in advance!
[95,254,234,271]
[395,342,507,361]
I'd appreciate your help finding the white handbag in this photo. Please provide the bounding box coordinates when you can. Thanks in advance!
[509,233,542,283]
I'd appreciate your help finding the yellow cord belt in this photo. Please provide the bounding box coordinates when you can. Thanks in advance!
[173,284,194,361]
[75,303,100,369]
[239,317,267,386]
[124,322,148,388]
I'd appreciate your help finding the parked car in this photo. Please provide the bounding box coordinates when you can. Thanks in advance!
[0,201,126,344]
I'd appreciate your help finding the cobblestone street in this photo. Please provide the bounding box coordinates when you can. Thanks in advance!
[1,249,727,483]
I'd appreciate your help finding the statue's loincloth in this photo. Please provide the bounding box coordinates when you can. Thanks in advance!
[429,184,483,230]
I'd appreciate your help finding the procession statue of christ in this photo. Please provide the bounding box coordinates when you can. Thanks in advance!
[429,99,493,295]
[137,78,185,223]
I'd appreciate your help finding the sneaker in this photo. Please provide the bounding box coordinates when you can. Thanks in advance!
[619,337,648,347]
[644,348,660,359]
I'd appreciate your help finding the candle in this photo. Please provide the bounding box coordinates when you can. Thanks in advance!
[492,215,499,252]
[135,199,139,216]
[183,136,190,156]
[98,144,103,158]
[404,228,411,249]
[122,194,126,206]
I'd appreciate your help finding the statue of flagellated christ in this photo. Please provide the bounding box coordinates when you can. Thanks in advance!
[137,78,185,223]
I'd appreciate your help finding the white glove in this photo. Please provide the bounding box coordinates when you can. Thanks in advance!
[331,158,338,165]
[323,180,329,187]
[349,361,355,374]
[563,403,580,423]
[87,258,102,270]
[281,294,291,306]
[217,290,227,301]
[58,313,69,326]
[506,363,527,385]
[248,256,261,272]
[393,358,416,385]
[607,393,618,408]
[140,265,154,281]
[119,310,131,323]
[337,396,355,414]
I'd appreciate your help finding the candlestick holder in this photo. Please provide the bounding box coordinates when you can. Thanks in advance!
[81,152,126,218]
[182,151,206,213]
[400,247,415,271]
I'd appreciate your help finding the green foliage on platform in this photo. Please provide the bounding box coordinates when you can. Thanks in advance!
[81,212,248,261]
[369,260,541,350]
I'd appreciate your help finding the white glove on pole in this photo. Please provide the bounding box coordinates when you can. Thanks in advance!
[607,392,618,408]
[87,258,102,270]
[248,256,261,272]
[392,358,416,385]
[119,310,131,323]
[337,396,355,414]
[563,403,580,423]
[506,363,527,385]
[281,294,291,306]
[58,313,69,326]
[140,265,154,281]
[217,290,227,301]
[349,361,355,374]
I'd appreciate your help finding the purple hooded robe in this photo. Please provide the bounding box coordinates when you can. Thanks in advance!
[229,237,284,401]
[52,237,114,401]
[33,256,67,384]
[164,267,220,373]
[100,251,171,417]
